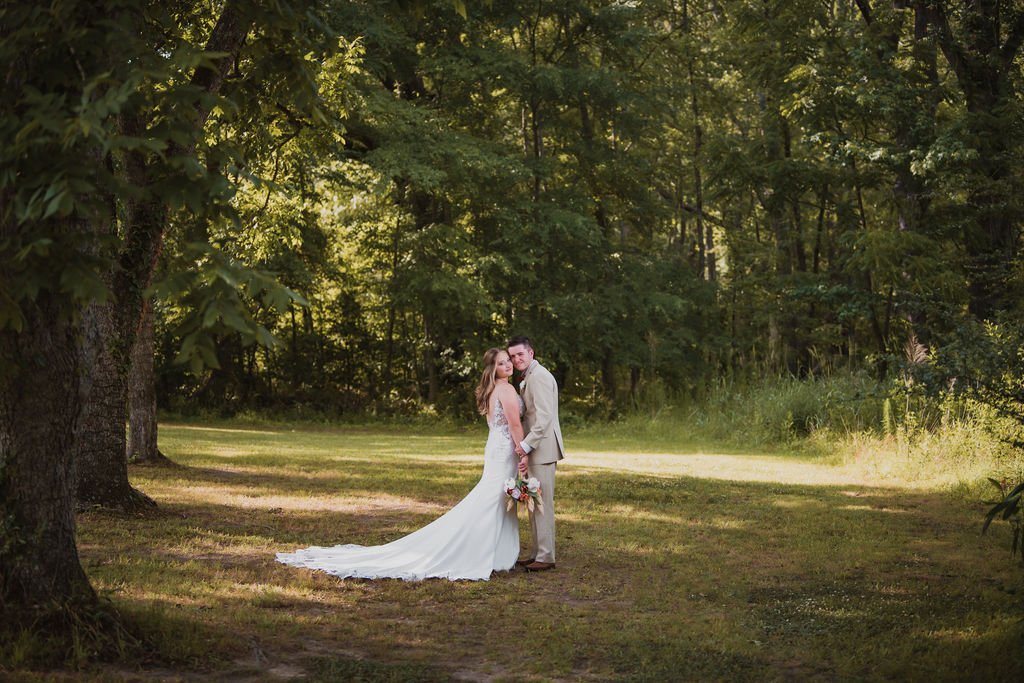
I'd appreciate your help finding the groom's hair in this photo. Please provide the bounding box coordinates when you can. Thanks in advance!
[507,335,532,351]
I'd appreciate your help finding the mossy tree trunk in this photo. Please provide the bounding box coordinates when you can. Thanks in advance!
[0,287,97,622]
[74,297,156,510]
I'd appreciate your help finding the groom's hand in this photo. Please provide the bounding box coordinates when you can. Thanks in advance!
[517,454,528,474]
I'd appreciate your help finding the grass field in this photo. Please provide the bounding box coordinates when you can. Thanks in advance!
[17,420,1024,681]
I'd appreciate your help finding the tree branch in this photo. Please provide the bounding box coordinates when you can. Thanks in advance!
[921,3,972,91]
[854,0,873,25]
[1001,9,1024,68]
[190,0,249,133]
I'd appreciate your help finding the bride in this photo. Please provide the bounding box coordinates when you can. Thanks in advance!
[276,348,525,580]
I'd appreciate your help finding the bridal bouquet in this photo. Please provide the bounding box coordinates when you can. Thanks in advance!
[504,474,543,513]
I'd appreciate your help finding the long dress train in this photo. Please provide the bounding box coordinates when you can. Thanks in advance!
[275,397,521,580]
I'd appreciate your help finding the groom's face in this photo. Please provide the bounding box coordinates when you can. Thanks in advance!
[508,344,534,373]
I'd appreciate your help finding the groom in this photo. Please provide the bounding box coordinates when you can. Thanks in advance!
[508,336,565,572]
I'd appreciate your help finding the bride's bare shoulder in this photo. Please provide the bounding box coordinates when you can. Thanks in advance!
[493,383,517,400]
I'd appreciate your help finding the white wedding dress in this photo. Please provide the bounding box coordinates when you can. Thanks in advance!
[276,396,522,580]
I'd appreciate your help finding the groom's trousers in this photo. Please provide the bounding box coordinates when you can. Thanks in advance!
[529,462,557,563]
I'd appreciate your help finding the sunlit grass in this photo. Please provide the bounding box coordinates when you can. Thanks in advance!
[573,406,1023,494]
[14,419,1021,680]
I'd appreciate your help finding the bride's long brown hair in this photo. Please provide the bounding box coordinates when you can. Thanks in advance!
[474,347,504,415]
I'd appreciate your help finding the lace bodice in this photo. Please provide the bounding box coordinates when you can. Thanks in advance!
[488,395,524,444]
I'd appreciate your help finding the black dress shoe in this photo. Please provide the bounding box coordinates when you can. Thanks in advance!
[525,561,555,572]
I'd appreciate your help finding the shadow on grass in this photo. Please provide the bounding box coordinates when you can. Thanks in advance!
[133,456,483,500]
[65,453,1024,681]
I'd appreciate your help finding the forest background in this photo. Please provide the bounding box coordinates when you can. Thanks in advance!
[148,0,1024,444]
[2,0,1024,668]
[146,0,1024,424]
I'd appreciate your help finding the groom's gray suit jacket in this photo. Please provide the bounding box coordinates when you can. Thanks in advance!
[520,361,565,465]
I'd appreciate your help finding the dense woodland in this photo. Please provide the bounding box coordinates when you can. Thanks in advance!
[2,0,1023,657]
[143,0,1024,420]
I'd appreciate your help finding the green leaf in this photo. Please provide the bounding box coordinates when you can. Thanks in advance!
[1006,482,1024,499]
[177,331,198,361]
[197,342,220,370]
[0,291,25,332]
[254,325,278,349]
[15,238,53,261]
[1001,495,1020,520]
[43,188,68,219]
[59,264,110,304]
[146,271,195,299]
[189,353,205,377]
[215,265,241,289]
[219,303,251,334]
[983,504,1006,534]
[201,302,222,328]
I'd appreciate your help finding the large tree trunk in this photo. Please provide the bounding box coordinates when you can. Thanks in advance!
[0,290,97,621]
[74,300,156,510]
[128,300,171,465]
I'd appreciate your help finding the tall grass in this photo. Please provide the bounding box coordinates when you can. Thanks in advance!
[577,371,1024,491]
[691,372,886,444]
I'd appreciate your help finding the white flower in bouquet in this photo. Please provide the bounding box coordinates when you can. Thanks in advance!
[502,473,543,513]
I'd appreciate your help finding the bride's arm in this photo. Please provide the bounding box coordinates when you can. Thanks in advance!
[497,385,525,446]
